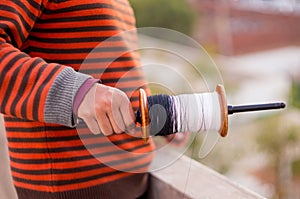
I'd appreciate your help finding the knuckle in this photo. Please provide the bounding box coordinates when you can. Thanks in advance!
[91,129,100,135]
[103,93,113,107]
[79,110,91,119]
[104,98,112,107]
[102,130,113,136]
[115,129,123,134]
[94,102,103,112]
[114,88,127,100]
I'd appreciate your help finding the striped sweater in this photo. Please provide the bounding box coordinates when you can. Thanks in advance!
[0,0,154,198]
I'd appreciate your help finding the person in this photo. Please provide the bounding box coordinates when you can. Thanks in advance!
[0,0,155,198]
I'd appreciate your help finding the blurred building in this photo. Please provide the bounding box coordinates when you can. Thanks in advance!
[189,0,300,55]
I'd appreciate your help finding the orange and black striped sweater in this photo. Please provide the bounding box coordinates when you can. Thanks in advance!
[0,0,154,198]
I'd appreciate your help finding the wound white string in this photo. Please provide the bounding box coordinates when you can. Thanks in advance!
[171,91,221,133]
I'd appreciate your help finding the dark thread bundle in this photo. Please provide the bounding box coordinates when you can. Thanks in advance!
[136,94,177,136]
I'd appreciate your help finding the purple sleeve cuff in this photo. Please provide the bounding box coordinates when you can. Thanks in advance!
[73,78,100,123]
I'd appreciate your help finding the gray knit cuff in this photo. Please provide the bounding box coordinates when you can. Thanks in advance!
[44,67,91,127]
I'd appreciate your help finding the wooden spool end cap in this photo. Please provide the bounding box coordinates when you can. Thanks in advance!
[215,84,229,137]
[139,88,150,143]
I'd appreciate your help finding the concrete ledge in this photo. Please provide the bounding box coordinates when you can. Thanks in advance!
[149,151,265,199]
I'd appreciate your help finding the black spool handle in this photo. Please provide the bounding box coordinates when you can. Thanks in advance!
[227,102,286,115]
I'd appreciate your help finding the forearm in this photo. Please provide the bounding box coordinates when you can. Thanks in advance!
[0,42,92,126]
[0,0,93,126]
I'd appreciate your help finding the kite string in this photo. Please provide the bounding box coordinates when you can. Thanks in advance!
[171,92,221,133]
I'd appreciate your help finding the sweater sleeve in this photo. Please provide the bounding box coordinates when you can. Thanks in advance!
[0,0,91,127]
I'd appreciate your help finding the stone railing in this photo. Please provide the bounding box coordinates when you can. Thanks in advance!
[148,151,266,199]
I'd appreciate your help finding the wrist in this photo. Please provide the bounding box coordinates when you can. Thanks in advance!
[73,78,100,123]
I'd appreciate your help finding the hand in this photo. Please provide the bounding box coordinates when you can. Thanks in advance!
[77,83,136,135]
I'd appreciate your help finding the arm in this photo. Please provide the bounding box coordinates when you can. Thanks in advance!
[0,0,136,133]
[0,0,91,126]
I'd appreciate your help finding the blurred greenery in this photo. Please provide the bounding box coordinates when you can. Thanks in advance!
[254,81,300,199]
[129,0,196,36]
[292,159,300,176]
[289,80,300,109]
[256,115,299,154]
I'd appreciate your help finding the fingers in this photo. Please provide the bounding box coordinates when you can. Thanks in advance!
[95,112,113,136]
[106,107,125,134]
[77,83,138,136]
[84,117,101,135]
[120,101,136,134]
[90,84,136,136]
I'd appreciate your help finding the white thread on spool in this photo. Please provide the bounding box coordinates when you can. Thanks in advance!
[172,91,221,133]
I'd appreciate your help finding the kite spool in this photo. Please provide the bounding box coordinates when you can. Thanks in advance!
[137,84,228,142]
[137,84,285,143]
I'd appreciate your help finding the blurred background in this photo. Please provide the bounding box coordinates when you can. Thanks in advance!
[0,0,299,198]
[129,0,300,198]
